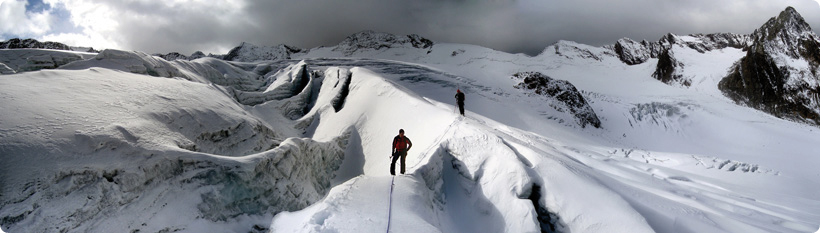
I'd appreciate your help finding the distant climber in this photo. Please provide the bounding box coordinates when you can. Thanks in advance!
[455,89,465,116]
[391,129,413,175]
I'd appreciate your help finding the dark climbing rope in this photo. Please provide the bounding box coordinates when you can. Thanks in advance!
[387,176,395,233]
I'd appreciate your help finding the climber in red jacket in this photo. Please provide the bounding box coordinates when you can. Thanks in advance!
[391,129,413,175]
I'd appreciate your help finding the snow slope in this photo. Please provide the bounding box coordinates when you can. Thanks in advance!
[1,33,820,233]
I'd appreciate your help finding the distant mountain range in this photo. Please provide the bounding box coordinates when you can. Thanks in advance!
[1,7,818,126]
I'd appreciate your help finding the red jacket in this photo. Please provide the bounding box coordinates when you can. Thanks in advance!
[393,135,412,153]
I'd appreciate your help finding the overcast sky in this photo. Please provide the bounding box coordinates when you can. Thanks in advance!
[2,0,820,55]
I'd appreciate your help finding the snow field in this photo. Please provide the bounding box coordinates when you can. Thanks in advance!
[1,39,819,233]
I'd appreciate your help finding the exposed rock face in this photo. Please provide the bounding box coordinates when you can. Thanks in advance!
[223,43,302,62]
[611,33,750,65]
[156,52,188,61]
[719,7,820,125]
[333,30,433,56]
[0,38,71,50]
[652,48,689,86]
[155,51,215,61]
[612,38,657,65]
[512,71,601,128]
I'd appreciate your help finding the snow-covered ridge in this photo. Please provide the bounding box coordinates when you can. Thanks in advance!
[0,49,96,74]
[609,33,750,66]
[544,40,618,62]
[61,49,189,79]
[223,43,303,62]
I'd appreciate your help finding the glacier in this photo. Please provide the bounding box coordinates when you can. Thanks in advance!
[2,8,820,233]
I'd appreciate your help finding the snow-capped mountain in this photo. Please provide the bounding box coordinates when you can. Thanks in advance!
[222,42,303,62]
[610,33,750,66]
[214,30,434,62]
[154,52,189,61]
[2,6,820,233]
[332,30,433,56]
[719,6,820,125]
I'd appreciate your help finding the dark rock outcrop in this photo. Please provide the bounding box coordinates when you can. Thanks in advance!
[155,51,218,61]
[652,48,690,86]
[612,38,657,65]
[512,71,601,128]
[611,33,750,65]
[719,7,820,125]
[0,38,71,50]
[156,52,188,61]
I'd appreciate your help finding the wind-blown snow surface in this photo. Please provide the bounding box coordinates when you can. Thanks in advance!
[1,41,819,233]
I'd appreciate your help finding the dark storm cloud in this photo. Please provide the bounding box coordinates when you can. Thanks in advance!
[70,0,820,55]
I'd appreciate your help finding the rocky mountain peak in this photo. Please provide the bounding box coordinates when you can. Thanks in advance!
[751,6,818,58]
[720,6,820,125]
[758,6,812,39]
[333,30,433,55]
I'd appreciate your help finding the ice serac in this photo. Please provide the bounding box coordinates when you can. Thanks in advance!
[223,42,303,62]
[512,71,602,128]
[719,6,820,125]
[61,49,190,79]
[0,49,95,73]
[0,63,14,74]
[333,30,433,56]
[0,68,349,233]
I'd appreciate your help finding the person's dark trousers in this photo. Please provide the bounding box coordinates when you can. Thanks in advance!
[458,103,465,116]
[391,151,407,175]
